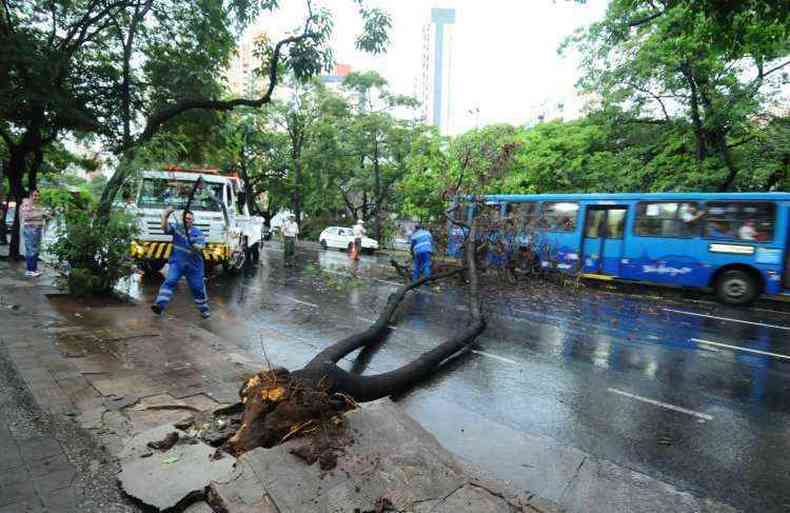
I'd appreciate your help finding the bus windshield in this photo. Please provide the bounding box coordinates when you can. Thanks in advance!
[137,178,224,212]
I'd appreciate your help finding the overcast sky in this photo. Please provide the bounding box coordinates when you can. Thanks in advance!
[255,0,609,133]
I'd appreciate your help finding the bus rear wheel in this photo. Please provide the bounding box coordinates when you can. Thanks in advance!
[715,269,758,306]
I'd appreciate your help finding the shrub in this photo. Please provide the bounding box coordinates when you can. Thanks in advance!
[48,207,138,297]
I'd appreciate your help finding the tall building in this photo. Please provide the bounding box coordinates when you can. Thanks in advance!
[320,63,353,91]
[227,29,270,97]
[419,7,456,134]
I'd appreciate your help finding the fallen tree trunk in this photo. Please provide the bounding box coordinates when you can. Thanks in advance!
[227,259,485,455]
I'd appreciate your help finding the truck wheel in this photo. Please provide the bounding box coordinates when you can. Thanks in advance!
[715,269,759,306]
[320,240,328,250]
[141,260,165,274]
[224,238,248,273]
[223,254,246,273]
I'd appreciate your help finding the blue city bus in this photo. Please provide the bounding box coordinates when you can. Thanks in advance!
[450,193,790,305]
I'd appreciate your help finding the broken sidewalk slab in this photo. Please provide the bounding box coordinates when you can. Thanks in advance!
[118,424,235,511]
[207,462,279,513]
[209,399,553,513]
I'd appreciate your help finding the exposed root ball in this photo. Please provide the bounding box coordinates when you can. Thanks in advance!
[226,368,350,456]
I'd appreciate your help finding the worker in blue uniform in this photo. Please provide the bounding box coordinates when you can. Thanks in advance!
[410,224,434,282]
[151,207,210,319]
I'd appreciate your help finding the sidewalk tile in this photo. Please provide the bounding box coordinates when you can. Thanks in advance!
[17,437,63,462]
[0,446,23,470]
[0,476,37,507]
[33,467,77,494]
[40,486,80,513]
[0,500,45,513]
[28,453,73,478]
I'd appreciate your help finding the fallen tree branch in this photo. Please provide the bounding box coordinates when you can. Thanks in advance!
[225,265,484,454]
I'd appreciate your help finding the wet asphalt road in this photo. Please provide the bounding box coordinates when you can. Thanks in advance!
[126,243,790,513]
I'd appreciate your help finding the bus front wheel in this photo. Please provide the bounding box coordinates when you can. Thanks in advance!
[715,269,759,306]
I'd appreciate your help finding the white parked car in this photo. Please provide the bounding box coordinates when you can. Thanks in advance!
[319,226,379,253]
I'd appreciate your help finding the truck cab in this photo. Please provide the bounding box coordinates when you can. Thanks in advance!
[130,168,263,273]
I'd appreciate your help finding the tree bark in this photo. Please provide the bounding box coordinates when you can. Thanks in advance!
[0,200,6,245]
[681,63,707,162]
[0,161,7,245]
[372,137,382,242]
[5,145,30,259]
[715,131,739,191]
[291,135,303,226]
[28,146,43,192]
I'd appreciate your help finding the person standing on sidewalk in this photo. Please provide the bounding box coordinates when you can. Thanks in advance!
[410,224,434,283]
[20,189,49,278]
[282,214,299,267]
[351,219,365,261]
[151,207,210,319]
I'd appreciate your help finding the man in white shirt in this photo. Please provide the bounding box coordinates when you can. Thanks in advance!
[738,219,757,240]
[351,219,365,261]
[679,204,704,235]
[282,214,299,267]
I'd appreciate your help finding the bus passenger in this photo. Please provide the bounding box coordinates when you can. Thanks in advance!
[708,221,733,239]
[680,204,704,234]
[738,219,757,241]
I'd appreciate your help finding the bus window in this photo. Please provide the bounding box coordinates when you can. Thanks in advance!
[635,202,701,237]
[543,202,579,232]
[507,202,541,233]
[585,210,606,238]
[585,209,626,239]
[704,202,775,242]
[606,209,626,239]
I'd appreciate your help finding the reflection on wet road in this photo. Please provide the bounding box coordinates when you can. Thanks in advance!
[124,244,790,512]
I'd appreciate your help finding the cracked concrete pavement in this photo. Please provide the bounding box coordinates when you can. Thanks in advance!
[0,253,742,513]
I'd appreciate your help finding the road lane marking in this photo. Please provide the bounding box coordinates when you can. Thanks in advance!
[471,350,519,365]
[284,296,318,308]
[607,388,713,421]
[663,308,790,331]
[692,338,790,360]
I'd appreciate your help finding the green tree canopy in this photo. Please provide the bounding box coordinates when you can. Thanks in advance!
[564,0,789,191]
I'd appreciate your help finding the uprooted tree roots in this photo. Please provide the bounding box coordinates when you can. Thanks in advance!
[225,266,485,458]
[170,267,477,467]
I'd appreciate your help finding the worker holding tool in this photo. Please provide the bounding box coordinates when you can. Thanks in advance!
[151,206,210,319]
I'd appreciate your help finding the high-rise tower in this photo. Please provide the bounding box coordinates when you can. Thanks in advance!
[420,7,456,133]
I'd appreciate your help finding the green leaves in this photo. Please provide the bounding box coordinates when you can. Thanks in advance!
[48,207,138,296]
[355,6,392,55]
[567,0,789,191]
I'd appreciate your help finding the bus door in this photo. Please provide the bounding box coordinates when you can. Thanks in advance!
[582,205,628,275]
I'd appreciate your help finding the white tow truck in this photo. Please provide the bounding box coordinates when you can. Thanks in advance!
[130,168,264,273]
